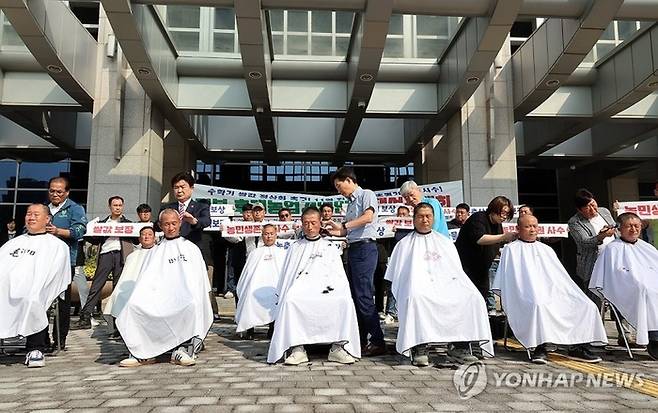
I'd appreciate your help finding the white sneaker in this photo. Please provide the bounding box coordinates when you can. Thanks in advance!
[328,344,356,364]
[25,350,45,368]
[119,356,156,367]
[224,291,234,299]
[488,309,498,316]
[412,345,429,367]
[284,346,308,365]
[378,312,386,320]
[171,348,196,366]
[383,314,396,325]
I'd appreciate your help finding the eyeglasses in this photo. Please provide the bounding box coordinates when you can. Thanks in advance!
[48,189,66,195]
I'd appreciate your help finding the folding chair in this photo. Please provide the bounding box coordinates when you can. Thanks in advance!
[0,299,60,357]
[598,294,633,359]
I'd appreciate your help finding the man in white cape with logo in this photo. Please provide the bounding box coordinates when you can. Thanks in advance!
[385,202,493,367]
[1,204,70,368]
[235,224,286,339]
[116,209,213,367]
[103,226,156,340]
[493,214,607,364]
[590,212,658,359]
[267,206,360,365]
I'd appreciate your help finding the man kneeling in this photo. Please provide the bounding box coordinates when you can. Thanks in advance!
[494,214,608,364]
[116,209,213,367]
[267,207,360,365]
[590,212,658,359]
[0,204,70,368]
[385,203,493,366]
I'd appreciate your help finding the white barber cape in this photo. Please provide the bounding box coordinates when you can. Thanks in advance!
[590,238,658,345]
[116,236,213,359]
[493,240,607,349]
[267,236,360,363]
[235,244,287,332]
[103,246,151,318]
[0,233,70,338]
[385,230,494,357]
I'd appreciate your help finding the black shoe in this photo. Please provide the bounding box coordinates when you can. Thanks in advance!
[108,331,122,340]
[647,341,658,360]
[213,314,221,323]
[567,346,602,363]
[71,313,92,330]
[45,341,66,353]
[531,346,548,364]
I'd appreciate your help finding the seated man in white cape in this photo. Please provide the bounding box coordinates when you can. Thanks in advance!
[493,214,607,364]
[116,209,213,367]
[267,206,360,365]
[0,204,70,368]
[385,202,493,367]
[236,224,286,339]
[103,226,156,340]
[590,212,658,360]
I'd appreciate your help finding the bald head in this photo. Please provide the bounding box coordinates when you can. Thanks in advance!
[517,214,538,242]
[159,208,181,239]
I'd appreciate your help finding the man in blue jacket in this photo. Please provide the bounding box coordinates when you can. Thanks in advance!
[399,180,450,238]
[44,176,87,351]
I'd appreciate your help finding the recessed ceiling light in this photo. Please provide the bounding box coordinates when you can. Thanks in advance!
[47,64,62,73]
[546,79,560,87]
[648,81,658,88]
[248,71,263,79]
[263,139,272,143]
[341,140,350,144]
[466,76,479,84]
[137,67,151,75]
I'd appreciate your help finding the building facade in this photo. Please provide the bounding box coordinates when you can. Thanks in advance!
[0,0,656,229]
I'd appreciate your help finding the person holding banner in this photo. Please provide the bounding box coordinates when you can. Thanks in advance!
[104,227,156,346]
[320,203,334,222]
[590,212,658,359]
[73,196,134,331]
[44,176,87,351]
[448,203,470,230]
[385,203,493,366]
[235,224,286,340]
[1,204,71,368]
[494,214,607,364]
[268,207,360,365]
[325,167,386,357]
[399,180,450,238]
[116,209,213,367]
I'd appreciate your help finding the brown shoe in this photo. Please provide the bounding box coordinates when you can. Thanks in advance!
[362,344,386,357]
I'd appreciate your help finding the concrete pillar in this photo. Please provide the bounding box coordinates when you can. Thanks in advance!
[418,37,518,206]
[86,9,165,220]
[161,129,195,204]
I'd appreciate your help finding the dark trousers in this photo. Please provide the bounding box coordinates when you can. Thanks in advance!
[27,326,49,353]
[81,250,123,315]
[51,280,72,347]
[373,259,387,313]
[347,241,384,347]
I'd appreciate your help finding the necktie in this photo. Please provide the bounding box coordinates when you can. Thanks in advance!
[178,202,185,221]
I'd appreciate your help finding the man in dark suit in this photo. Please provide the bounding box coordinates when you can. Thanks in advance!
[161,172,211,250]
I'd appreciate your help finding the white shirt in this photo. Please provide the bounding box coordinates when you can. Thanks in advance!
[100,217,122,254]
[49,202,64,216]
[589,214,614,253]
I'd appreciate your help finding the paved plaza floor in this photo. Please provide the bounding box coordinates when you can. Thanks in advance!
[2,297,658,412]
